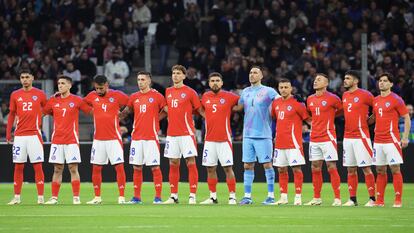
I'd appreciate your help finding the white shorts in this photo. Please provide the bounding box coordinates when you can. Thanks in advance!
[13,135,44,163]
[49,144,81,164]
[164,135,198,159]
[202,141,233,166]
[309,141,338,161]
[129,140,160,166]
[343,138,373,167]
[273,148,306,167]
[91,140,124,165]
[373,143,403,166]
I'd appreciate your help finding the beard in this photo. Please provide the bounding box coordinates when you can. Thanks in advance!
[212,87,221,93]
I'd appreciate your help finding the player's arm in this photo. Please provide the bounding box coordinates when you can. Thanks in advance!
[401,113,411,148]
[119,106,132,120]
[197,107,205,118]
[334,96,343,117]
[6,96,16,143]
[232,103,243,112]
[367,114,375,125]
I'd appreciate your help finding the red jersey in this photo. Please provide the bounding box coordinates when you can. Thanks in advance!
[307,91,342,142]
[342,89,374,139]
[43,94,92,144]
[373,93,408,143]
[165,85,201,136]
[271,97,309,150]
[84,89,129,140]
[8,87,47,138]
[201,90,239,142]
[128,89,166,140]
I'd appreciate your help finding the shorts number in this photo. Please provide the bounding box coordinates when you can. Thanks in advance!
[203,149,208,158]
[92,148,96,155]
[13,146,21,156]
[52,146,57,155]
[131,147,135,155]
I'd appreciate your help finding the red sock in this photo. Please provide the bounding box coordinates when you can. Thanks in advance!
[329,168,341,199]
[13,163,24,195]
[393,173,403,203]
[92,165,102,196]
[133,169,143,199]
[71,180,80,197]
[347,174,358,197]
[33,163,44,196]
[187,163,198,194]
[115,164,126,197]
[207,178,218,193]
[279,172,289,194]
[226,178,236,193]
[364,173,375,197]
[152,167,163,198]
[169,164,180,194]
[312,170,322,198]
[51,182,61,197]
[294,170,303,194]
[376,173,388,203]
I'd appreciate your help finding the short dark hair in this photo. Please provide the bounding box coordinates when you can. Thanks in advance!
[208,72,223,81]
[344,70,361,80]
[250,65,263,72]
[93,75,108,85]
[57,75,72,84]
[377,72,395,83]
[171,64,186,75]
[19,68,32,76]
[137,71,152,79]
[315,73,329,83]
[278,78,291,84]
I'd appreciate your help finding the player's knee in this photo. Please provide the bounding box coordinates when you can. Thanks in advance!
[134,165,143,171]
[244,163,254,170]
[169,158,180,166]
[347,167,357,174]
[361,167,372,175]
[68,164,78,174]
[185,157,196,165]
[277,167,288,173]
[150,165,160,171]
[390,165,401,174]
[291,166,301,173]
[376,166,387,174]
[326,161,337,170]
[54,165,64,174]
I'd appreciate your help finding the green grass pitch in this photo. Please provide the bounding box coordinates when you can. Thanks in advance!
[0,183,413,233]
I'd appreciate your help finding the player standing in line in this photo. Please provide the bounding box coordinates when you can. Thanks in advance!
[233,66,280,205]
[341,70,376,207]
[42,76,92,205]
[163,65,204,204]
[271,79,310,206]
[371,73,410,208]
[199,72,239,205]
[83,75,129,204]
[305,73,343,206]
[120,71,165,204]
[7,69,47,205]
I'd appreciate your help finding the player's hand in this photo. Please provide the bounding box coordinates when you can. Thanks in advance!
[401,138,409,148]
[53,92,61,98]
[6,137,13,144]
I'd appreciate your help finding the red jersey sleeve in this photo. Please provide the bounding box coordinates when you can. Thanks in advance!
[365,91,374,107]
[40,92,47,107]
[117,91,129,107]
[190,90,201,110]
[296,102,310,120]
[43,98,54,115]
[79,98,92,114]
[83,93,93,105]
[127,94,134,108]
[271,100,277,118]
[9,93,16,113]
[333,95,342,110]
[396,97,408,116]
[157,93,166,110]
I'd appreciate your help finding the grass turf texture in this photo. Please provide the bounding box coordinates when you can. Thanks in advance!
[0,183,413,233]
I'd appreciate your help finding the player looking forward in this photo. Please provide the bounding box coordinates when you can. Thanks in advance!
[199,72,239,205]
[7,69,47,205]
[43,75,92,205]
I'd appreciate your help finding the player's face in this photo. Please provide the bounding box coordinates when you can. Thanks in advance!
[378,76,393,92]
[249,68,263,85]
[208,76,223,93]
[171,69,185,84]
[94,83,109,96]
[137,75,151,91]
[57,79,72,94]
[313,75,328,90]
[278,82,292,98]
[343,75,358,89]
[20,73,34,88]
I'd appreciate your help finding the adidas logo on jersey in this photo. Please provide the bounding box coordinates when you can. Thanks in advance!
[55,103,60,107]
[310,102,314,106]
[135,99,139,103]
[95,98,100,102]
[206,100,210,104]
[276,106,279,110]
[167,94,172,98]
[18,97,23,102]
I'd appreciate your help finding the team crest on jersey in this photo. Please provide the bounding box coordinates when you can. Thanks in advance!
[322,100,327,106]
[353,97,359,103]
[69,102,75,108]
[109,97,114,103]
[32,96,38,101]
[287,105,292,111]
[181,93,186,99]
[220,98,225,104]
[385,102,390,108]
[149,97,154,103]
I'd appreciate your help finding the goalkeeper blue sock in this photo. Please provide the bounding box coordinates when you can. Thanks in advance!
[243,170,254,198]
[265,168,275,197]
